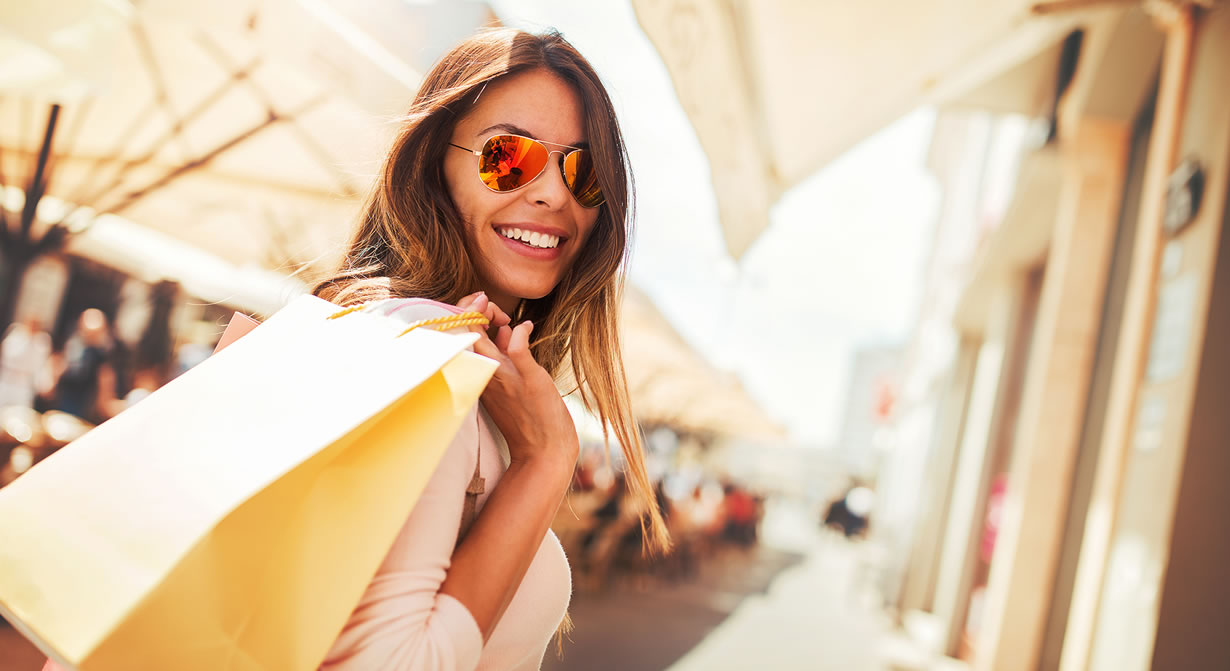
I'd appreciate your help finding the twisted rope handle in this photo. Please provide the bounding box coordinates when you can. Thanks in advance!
[325,304,368,320]
[327,302,489,336]
[396,313,489,337]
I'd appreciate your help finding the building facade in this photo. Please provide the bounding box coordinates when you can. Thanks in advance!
[886,5,1230,670]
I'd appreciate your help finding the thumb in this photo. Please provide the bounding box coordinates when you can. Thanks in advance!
[506,321,535,368]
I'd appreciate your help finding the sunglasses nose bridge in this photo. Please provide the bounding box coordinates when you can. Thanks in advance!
[544,148,568,171]
[520,148,573,206]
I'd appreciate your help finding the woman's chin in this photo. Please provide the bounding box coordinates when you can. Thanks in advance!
[517,286,556,302]
[477,274,548,307]
[502,279,558,303]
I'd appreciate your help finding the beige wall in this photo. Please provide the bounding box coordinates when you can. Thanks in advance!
[1038,89,1155,671]
[970,11,1167,670]
[1151,127,1230,670]
[930,281,1030,657]
[1086,8,1230,669]
[976,117,1129,671]
[1057,6,1195,668]
[897,337,978,615]
[897,6,1228,670]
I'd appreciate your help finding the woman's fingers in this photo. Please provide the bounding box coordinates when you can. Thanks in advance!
[488,302,512,328]
[478,322,534,368]
[470,329,504,362]
[506,321,536,371]
[471,330,526,404]
[454,295,540,379]
[495,324,513,351]
[456,291,483,311]
[471,329,521,373]
[474,297,509,329]
[455,292,511,332]
[457,294,493,336]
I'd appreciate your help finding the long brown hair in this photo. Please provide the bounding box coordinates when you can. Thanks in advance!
[313,28,669,555]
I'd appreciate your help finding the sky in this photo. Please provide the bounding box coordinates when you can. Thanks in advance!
[490,0,940,446]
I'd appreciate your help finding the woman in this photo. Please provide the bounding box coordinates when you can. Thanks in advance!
[311,28,669,670]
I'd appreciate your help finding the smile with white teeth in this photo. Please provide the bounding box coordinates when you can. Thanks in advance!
[498,227,561,249]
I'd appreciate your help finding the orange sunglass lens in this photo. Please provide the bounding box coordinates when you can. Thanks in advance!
[563,149,605,208]
[479,135,548,192]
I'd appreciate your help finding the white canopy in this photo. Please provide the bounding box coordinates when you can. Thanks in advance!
[621,285,785,441]
[631,0,1089,258]
[0,0,488,273]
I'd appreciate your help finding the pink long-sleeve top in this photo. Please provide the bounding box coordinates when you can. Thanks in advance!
[319,298,573,671]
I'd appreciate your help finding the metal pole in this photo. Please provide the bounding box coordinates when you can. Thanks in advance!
[21,104,61,240]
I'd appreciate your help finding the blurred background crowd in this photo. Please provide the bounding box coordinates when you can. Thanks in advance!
[2,1,1229,670]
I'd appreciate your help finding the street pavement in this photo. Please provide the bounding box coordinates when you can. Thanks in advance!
[546,497,895,671]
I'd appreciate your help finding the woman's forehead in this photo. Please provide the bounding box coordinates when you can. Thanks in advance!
[462,70,587,147]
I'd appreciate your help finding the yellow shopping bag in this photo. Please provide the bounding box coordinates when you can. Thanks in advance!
[0,294,497,671]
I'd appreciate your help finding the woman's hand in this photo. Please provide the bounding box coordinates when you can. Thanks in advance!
[456,293,579,476]
[455,291,512,335]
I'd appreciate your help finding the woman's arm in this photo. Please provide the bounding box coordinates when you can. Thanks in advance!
[324,294,577,669]
[321,410,489,671]
[439,292,579,639]
[439,446,573,638]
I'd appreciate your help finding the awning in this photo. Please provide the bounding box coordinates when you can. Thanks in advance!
[631,0,1090,259]
[0,0,483,273]
[62,209,311,317]
[621,285,786,441]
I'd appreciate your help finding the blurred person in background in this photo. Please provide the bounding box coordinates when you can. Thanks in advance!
[588,471,629,538]
[303,26,669,671]
[172,338,214,379]
[570,445,602,491]
[721,480,760,547]
[119,365,165,409]
[48,309,120,424]
[573,472,639,590]
[660,481,726,576]
[0,316,53,409]
[823,482,875,539]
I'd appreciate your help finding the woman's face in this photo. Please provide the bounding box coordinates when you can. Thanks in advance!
[444,69,602,315]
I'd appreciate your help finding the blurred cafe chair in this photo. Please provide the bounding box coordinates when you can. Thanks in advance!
[42,410,93,449]
[0,408,93,488]
[0,405,46,487]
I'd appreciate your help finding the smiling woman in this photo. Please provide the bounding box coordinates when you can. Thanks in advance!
[307,27,670,671]
[442,72,603,308]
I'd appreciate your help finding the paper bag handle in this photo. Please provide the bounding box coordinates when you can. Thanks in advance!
[327,304,490,336]
[214,304,488,358]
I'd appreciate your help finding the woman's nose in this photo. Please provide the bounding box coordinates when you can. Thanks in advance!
[523,151,572,209]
